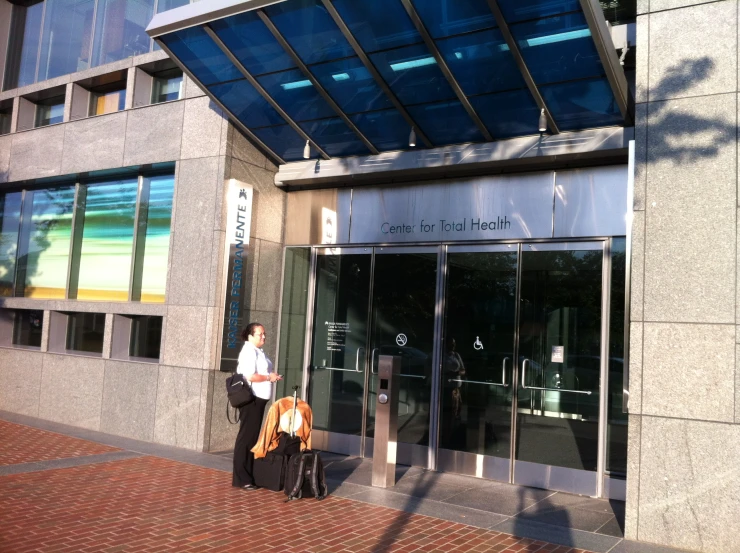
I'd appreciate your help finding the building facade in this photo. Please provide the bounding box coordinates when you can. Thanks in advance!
[0,0,738,551]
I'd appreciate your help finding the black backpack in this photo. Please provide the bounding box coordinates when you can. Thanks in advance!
[284,450,328,501]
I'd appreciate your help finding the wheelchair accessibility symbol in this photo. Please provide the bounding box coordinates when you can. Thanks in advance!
[473,336,484,351]
[396,334,408,346]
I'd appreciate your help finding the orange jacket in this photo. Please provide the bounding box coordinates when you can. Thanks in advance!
[251,397,312,459]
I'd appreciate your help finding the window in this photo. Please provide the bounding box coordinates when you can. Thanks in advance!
[0,101,12,135]
[91,0,155,67]
[13,309,43,348]
[75,179,138,301]
[3,2,44,91]
[38,0,95,81]
[90,87,126,116]
[34,96,65,127]
[129,315,162,359]
[151,69,183,103]
[16,187,75,299]
[66,312,105,353]
[0,192,23,296]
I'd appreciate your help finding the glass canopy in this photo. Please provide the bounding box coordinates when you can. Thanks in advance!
[152,0,628,163]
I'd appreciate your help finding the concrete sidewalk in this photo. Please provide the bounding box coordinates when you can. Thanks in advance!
[0,411,689,553]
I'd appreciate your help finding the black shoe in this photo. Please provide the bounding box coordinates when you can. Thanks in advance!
[242,484,259,490]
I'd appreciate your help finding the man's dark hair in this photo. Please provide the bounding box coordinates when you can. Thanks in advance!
[241,322,264,341]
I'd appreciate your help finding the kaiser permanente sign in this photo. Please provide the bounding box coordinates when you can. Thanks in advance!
[219,179,253,371]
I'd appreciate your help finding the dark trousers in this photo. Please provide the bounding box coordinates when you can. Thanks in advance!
[232,397,268,487]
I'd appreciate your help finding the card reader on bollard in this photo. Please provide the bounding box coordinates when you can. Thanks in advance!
[372,354,401,488]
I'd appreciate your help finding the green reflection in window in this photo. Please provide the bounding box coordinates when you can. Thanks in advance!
[20,187,75,299]
[77,180,138,301]
[0,192,23,296]
[138,175,175,303]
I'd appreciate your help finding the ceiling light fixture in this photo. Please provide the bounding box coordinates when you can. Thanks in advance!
[409,127,416,147]
[303,140,310,159]
[538,109,547,133]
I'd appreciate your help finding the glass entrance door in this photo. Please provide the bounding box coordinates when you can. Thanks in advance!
[308,246,438,464]
[437,242,605,495]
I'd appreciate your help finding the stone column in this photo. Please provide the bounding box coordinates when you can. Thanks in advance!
[626,1,740,551]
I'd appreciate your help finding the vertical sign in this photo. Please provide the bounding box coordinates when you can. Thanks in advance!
[219,180,253,371]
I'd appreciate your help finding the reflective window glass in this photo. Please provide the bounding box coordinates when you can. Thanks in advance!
[92,0,154,67]
[4,2,44,90]
[0,193,23,297]
[38,0,95,81]
[130,315,162,358]
[208,79,284,129]
[414,0,496,38]
[211,13,295,76]
[540,77,622,130]
[264,0,354,65]
[257,69,336,122]
[137,175,174,303]
[151,69,183,103]
[437,28,525,96]
[511,13,602,85]
[90,88,126,115]
[156,0,188,13]
[76,179,138,301]
[299,117,370,157]
[0,104,11,135]
[496,0,581,24]
[13,309,43,348]
[17,187,75,299]
[470,89,540,139]
[607,238,627,475]
[160,26,242,86]
[407,100,484,145]
[310,57,392,114]
[371,44,457,106]
[349,109,412,152]
[331,0,421,53]
[66,312,105,353]
[35,98,65,127]
[251,125,308,162]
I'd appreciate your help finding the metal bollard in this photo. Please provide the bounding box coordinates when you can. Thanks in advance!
[372,354,401,488]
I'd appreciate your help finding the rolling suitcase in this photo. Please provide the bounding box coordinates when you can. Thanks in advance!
[253,387,301,492]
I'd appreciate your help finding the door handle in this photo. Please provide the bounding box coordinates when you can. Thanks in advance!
[370,348,379,374]
[401,374,426,379]
[356,347,365,372]
[501,356,509,387]
[520,358,592,395]
[445,356,510,387]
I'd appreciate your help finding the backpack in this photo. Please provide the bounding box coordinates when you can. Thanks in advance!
[284,450,328,501]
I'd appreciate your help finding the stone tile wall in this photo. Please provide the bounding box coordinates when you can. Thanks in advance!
[627,1,740,551]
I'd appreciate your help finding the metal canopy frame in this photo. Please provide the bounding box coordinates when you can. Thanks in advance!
[320,0,433,149]
[146,0,633,165]
[255,9,380,155]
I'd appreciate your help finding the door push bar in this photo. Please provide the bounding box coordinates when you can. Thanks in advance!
[313,347,365,373]
[520,359,592,395]
[447,357,510,387]
[370,347,426,379]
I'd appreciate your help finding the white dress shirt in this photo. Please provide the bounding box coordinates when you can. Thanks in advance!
[236,341,274,400]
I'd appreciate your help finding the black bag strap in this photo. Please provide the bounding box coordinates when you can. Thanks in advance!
[226,399,240,425]
[310,452,327,500]
[286,452,308,501]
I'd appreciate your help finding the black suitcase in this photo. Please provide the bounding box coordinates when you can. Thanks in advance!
[253,451,287,492]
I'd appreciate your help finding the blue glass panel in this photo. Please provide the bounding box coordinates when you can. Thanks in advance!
[407,101,484,146]
[157,0,189,13]
[92,0,155,67]
[161,26,243,86]
[414,0,495,38]
[497,0,581,24]
[257,69,336,122]
[540,78,622,130]
[38,0,95,80]
[264,0,354,65]
[350,109,411,152]
[300,118,370,157]
[0,192,23,296]
[438,28,524,96]
[470,89,540,139]
[310,57,392,114]
[8,2,44,88]
[511,13,602,85]
[211,13,295,76]
[371,44,456,105]
[251,125,307,162]
[331,0,421,53]
[208,80,285,129]
[139,175,175,303]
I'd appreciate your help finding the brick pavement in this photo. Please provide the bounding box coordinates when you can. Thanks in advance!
[0,420,120,466]
[0,421,596,553]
